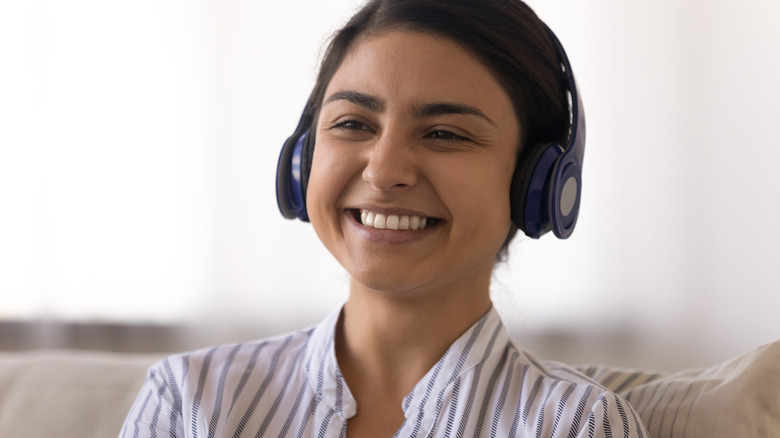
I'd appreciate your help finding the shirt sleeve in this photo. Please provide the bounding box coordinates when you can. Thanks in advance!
[576,391,648,438]
[119,360,185,438]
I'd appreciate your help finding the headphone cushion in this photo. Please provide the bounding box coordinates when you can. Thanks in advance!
[300,130,315,203]
[510,142,560,235]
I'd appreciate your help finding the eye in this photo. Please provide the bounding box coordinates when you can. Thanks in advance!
[332,119,371,132]
[426,129,471,142]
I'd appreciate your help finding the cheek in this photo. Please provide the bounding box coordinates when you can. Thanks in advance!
[440,157,514,237]
[307,147,335,217]
[306,143,354,235]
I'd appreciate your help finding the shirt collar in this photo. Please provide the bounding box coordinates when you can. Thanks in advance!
[303,305,510,420]
[400,307,509,418]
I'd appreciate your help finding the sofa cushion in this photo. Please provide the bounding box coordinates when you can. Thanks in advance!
[578,340,780,437]
[1,342,778,438]
[0,350,161,438]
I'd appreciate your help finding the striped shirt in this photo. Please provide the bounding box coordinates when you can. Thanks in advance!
[120,307,648,437]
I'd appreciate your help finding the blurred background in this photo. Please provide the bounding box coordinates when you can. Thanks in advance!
[1,0,779,371]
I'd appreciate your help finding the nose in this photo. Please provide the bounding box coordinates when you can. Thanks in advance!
[361,135,418,191]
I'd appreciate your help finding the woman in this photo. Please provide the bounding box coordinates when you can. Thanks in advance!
[121,0,648,436]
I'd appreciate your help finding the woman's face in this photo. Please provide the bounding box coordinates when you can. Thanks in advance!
[307,31,520,298]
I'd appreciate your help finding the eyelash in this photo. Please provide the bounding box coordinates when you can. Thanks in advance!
[425,129,470,142]
[332,120,371,131]
[331,120,471,143]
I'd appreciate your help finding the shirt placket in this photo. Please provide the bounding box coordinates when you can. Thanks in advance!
[313,403,347,438]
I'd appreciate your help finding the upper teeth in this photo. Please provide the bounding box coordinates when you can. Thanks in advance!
[360,210,428,231]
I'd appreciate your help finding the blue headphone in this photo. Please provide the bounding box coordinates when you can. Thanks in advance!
[276,26,585,239]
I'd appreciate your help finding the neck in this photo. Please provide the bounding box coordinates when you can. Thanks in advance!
[335,272,493,403]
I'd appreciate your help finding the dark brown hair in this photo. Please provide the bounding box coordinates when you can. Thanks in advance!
[300,0,570,260]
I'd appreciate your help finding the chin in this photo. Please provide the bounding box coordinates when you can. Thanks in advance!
[346,259,491,300]
[349,267,428,296]
[345,256,451,296]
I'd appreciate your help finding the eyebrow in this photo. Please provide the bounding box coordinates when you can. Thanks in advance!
[415,102,497,127]
[323,90,496,126]
[324,90,384,112]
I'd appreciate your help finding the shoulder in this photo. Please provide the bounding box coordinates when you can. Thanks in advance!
[147,326,317,395]
[121,325,327,438]
[498,345,648,437]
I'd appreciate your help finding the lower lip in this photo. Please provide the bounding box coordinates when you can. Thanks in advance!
[345,212,440,244]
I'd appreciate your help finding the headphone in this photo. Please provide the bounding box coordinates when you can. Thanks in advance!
[276,26,585,240]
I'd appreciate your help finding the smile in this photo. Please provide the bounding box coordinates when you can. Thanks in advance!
[354,209,439,231]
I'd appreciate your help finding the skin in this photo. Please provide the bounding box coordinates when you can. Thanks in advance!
[306,30,521,437]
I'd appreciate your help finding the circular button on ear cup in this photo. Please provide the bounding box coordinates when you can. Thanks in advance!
[549,154,581,239]
[559,177,578,217]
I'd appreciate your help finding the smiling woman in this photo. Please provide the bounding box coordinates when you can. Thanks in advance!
[308,32,519,303]
[119,0,648,437]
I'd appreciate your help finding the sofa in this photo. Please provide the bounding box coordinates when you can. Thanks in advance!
[0,342,778,438]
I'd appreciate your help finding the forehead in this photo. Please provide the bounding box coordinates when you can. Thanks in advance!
[324,30,515,118]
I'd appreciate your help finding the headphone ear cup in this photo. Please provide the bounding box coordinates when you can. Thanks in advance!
[275,131,310,221]
[276,107,315,222]
[511,142,563,238]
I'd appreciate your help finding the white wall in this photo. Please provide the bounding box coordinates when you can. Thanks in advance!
[2,0,779,367]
